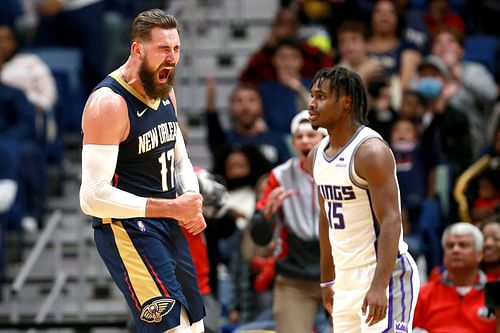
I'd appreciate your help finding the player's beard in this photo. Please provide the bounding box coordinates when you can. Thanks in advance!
[139,59,176,100]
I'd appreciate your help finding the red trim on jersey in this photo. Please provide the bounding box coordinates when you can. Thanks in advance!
[124,269,141,311]
[143,256,170,297]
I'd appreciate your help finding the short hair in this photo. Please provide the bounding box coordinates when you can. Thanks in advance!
[131,9,179,42]
[311,66,368,125]
[272,37,303,56]
[229,83,261,104]
[337,20,369,41]
[402,89,426,106]
[432,26,465,48]
[441,222,484,251]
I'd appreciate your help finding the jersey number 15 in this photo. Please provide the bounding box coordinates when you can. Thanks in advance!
[327,202,345,229]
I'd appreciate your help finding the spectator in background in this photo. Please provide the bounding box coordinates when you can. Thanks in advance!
[280,0,359,50]
[480,221,500,282]
[250,111,329,333]
[366,78,397,142]
[413,55,473,176]
[390,119,440,257]
[470,170,499,225]
[0,24,56,113]
[22,0,107,95]
[239,7,333,86]
[225,173,275,333]
[398,88,426,131]
[0,83,45,232]
[0,141,19,287]
[205,80,290,167]
[207,144,271,296]
[454,125,500,223]
[258,37,311,136]
[0,24,57,143]
[336,20,384,87]
[413,222,496,333]
[423,0,465,36]
[367,0,422,92]
[431,27,498,158]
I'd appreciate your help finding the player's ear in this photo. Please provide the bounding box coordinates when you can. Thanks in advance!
[131,42,143,59]
[343,96,352,112]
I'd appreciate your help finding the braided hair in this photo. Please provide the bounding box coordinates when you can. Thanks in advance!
[311,66,368,126]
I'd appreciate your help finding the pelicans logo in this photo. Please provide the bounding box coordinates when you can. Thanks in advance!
[140,297,175,323]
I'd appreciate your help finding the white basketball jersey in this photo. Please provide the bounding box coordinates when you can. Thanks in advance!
[313,126,408,269]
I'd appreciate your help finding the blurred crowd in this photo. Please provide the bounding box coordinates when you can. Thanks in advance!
[0,0,499,332]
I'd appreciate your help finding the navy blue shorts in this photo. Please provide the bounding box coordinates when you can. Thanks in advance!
[93,217,205,332]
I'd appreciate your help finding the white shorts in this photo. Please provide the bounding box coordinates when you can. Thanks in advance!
[333,253,420,333]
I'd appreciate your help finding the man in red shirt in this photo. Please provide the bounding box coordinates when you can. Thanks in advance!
[413,222,496,333]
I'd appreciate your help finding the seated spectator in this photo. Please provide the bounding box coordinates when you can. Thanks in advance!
[22,0,107,95]
[390,119,440,259]
[366,78,397,142]
[336,20,384,87]
[258,38,311,136]
[0,23,58,142]
[454,125,500,223]
[470,170,500,225]
[413,222,496,333]
[423,0,465,36]
[480,221,500,281]
[206,144,271,296]
[398,88,426,129]
[224,174,275,333]
[205,80,291,167]
[281,0,359,49]
[0,24,57,113]
[367,0,422,91]
[0,83,45,230]
[431,27,498,158]
[0,140,19,286]
[239,7,333,85]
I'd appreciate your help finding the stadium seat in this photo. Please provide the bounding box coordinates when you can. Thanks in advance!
[464,34,500,76]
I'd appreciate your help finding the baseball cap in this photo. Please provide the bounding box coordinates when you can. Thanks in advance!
[417,55,448,76]
[290,110,328,136]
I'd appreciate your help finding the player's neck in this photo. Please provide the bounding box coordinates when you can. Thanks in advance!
[119,62,157,104]
[328,122,360,149]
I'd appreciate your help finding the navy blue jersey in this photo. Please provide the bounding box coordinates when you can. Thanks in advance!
[90,71,206,330]
[95,71,178,200]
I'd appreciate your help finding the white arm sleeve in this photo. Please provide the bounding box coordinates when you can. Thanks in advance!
[79,144,147,218]
[174,125,199,194]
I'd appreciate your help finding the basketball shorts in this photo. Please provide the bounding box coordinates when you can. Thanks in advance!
[93,217,205,332]
[333,252,420,333]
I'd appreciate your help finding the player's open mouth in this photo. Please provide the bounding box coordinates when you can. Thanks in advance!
[158,67,173,82]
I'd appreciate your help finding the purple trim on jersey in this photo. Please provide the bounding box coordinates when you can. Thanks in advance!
[321,126,365,163]
[407,254,415,322]
[367,191,380,258]
[348,134,381,190]
[383,277,394,333]
[400,255,407,321]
